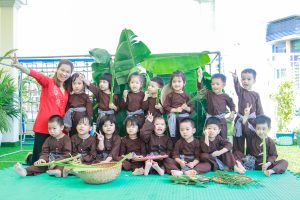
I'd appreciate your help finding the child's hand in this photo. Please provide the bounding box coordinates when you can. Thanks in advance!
[179,160,187,168]
[123,90,128,100]
[262,162,271,171]
[34,159,46,165]
[204,130,210,146]
[211,151,222,157]
[244,103,252,116]
[230,69,238,80]
[146,112,154,123]
[155,103,162,110]
[144,91,150,101]
[176,107,183,113]
[95,131,104,141]
[229,111,235,121]
[181,103,190,112]
[197,67,203,81]
[186,162,195,169]
[79,74,90,86]
[109,103,117,111]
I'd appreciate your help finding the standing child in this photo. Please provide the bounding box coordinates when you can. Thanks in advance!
[235,109,288,176]
[120,116,147,175]
[121,72,145,125]
[163,71,194,143]
[14,115,71,177]
[164,118,211,176]
[140,113,173,176]
[64,73,93,137]
[71,116,96,164]
[199,117,246,174]
[231,69,264,153]
[197,68,236,139]
[142,77,164,117]
[95,115,121,163]
[81,73,119,126]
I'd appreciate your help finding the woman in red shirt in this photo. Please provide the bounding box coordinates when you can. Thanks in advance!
[11,57,74,164]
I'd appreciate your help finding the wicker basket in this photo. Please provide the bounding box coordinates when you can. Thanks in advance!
[76,162,122,184]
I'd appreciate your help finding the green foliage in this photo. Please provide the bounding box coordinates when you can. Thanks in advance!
[0,49,18,62]
[0,69,19,133]
[273,81,295,132]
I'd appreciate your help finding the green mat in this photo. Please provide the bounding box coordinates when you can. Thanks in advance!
[1,168,300,200]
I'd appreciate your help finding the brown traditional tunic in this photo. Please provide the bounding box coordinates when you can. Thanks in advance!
[199,135,236,170]
[163,92,194,113]
[120,136,147,171]
[234,131,288,174]
[25,135,71,176]
[71,134,96,164]
[121,91,145,124]
[142,97,163,117]
[65,93,93,137]
[95,133,121,162]
[198,82,236,139]
[164,138,211,174]
[140,120,173,156]
[233,78,264,152]
[88,84,119,112]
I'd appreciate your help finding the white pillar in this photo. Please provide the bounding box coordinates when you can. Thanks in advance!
[0,0,25,143]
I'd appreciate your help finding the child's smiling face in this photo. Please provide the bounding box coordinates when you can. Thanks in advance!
[211,78,225,94]
[171,76,185,92]
[129,76,142,93]
[126,123,139,136]
[102,120,116,136]
[76,119,91,136]
[99,79,110,91]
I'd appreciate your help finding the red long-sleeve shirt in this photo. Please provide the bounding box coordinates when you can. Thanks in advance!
[30,69,69,134]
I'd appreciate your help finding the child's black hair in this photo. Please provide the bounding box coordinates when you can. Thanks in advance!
[151,76,164,88]
[255,115,271,129]
[179,117,195,128]
[211,73,226,84]
[48,115,64,126]
[125,116,141,130]
[77,116,92,126]
[100,73,112,89]
[70,73,86,92]
[170,70,186,83]
[128,72,144,88]
[153,116,166,123]
[241,68,257,80]
[97,115,118,135]
[204,117,221,129]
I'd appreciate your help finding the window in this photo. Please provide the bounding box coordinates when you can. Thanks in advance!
[272,42,286,53]
[291,39,300,53]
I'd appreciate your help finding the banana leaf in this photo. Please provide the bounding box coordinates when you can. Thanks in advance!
[89,48,111,65]
[141,52,210,75]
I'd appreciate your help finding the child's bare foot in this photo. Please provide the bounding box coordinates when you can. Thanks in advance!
[144,160,152,176]
[171,170,183,176]
[132,168,144,176]
[234,165,246,174]
[152,162,164,176]
[184,169,197,176]
[14,162,27,177]
[62,167,72,177]
[263,169,275,177]
[236,160,246,172]
[47,169,62,177]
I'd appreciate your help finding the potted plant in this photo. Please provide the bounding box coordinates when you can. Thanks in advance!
[273,80,295,146]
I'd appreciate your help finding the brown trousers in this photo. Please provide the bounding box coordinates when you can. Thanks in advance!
[25,165,64,176]
[200,152,236,171]
[163,158,211,174]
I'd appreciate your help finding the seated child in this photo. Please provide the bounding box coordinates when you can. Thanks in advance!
[234,106,288,176]
[14,115,71,177]
[140,113,173,176]
[71,116,96,164]
[230,69,264,153]
[142,76,164,117]
[120,116,147,175]
[163,71,194,144]
[164,118,211,176]
[95,115,121,163]
[64,73,93,137]
[199,117,245,174]
[81,73,119,126]
[198,68,236,139]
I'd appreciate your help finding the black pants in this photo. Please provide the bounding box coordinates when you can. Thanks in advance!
[30,132,50,165]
